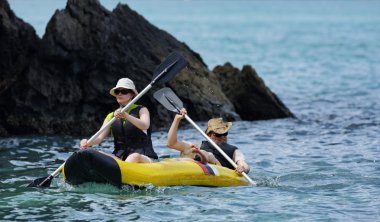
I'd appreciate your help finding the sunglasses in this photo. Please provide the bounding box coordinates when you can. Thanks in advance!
[114,89,132,95]
[213,132,228,138]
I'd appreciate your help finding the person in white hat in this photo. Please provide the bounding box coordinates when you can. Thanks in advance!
[167,108,250,175]
[80,78,158,163]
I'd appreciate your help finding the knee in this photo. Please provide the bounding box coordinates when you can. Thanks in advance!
[125,153,141,163]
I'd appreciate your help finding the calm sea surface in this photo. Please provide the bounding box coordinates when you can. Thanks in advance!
[2,0,380,221]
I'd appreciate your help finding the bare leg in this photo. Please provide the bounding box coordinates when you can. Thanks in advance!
[125,153,153,163]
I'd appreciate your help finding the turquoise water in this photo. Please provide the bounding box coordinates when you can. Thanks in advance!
[2,0,380,221]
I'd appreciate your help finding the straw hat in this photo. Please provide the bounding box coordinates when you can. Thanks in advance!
[110,78,138,96]
[205,118,232,134]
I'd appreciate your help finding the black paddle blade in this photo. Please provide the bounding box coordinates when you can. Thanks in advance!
[153,87,184,112]
[152,51,187,85]
[27,176,53,188]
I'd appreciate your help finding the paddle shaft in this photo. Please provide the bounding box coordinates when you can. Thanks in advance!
[48,85,152,177]
[88,58,178,145]
[159,91,256,185]
[39,85,153,181]
[46,66,170,177]
[32,52,187,187]
[184,115,257,186]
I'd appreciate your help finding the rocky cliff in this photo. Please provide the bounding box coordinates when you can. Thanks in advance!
[0,0,293,136]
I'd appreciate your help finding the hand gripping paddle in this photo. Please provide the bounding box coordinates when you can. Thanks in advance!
[28,52,187,187]
[154,87,256,186]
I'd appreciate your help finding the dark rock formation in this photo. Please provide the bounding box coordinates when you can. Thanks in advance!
[0,0,41,135]
[213,63,294,120]
[0,0,293,136]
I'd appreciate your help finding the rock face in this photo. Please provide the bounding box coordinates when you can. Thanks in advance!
[213,63,294,120]
[0,0,41,135]
[0,0,293,136]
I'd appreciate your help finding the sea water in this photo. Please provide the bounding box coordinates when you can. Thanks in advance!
[1,0,380,221]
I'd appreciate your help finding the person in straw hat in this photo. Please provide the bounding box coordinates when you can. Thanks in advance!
[167,108,250,174]
[80,78,158,163]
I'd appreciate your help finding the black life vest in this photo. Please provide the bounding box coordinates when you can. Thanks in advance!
[200,141,238,170]
[110,105,158,160]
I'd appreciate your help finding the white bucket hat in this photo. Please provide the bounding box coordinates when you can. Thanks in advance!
[110,78,138,96]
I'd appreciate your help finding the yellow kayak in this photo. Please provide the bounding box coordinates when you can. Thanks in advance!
[62,149,248,187]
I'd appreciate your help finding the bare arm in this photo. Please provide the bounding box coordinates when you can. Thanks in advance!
[114,107,150,130]
[80,117,111,148]
[205,151,221,165]
[167,109,219,166]
[233,149,250,174]
[167,108,192,152]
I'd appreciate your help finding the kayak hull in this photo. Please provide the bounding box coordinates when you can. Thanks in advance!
[63,149,248,187]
